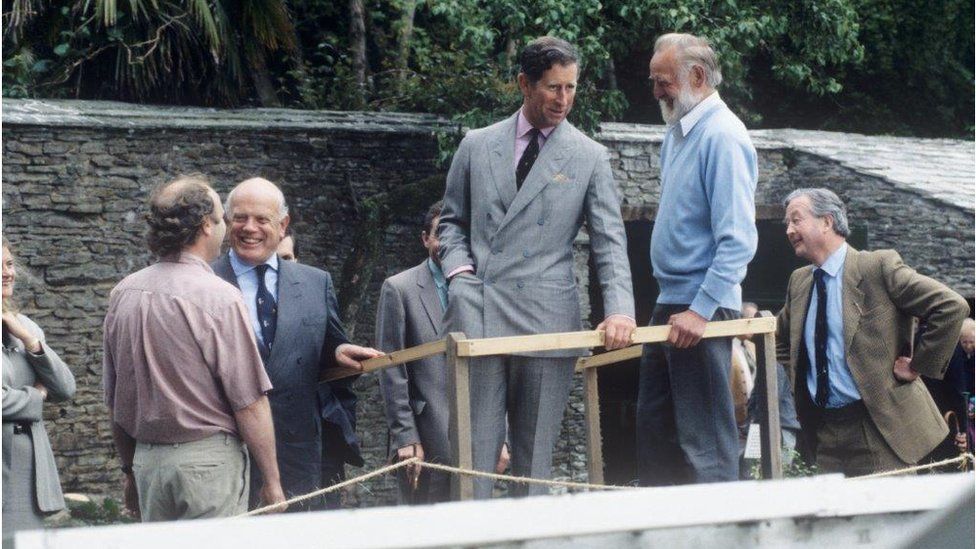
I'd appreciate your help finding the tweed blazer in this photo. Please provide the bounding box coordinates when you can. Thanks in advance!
[438,112,634,357]
[2,314,76,513]
[213,254,359,498]
[775,247,969,463]
[376,262,450,458]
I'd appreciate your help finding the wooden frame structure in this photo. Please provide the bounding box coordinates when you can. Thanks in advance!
[322,313,782,499]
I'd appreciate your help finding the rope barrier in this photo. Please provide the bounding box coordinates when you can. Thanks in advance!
[242,452,974,516]
[416,461,631,491]
[241,458,421,517]
[852,453,974,480]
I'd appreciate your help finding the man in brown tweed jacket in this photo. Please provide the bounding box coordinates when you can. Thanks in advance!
[776,188,969,476]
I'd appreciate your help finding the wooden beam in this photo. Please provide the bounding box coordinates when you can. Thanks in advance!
[320,339,447,382]
[457,317,777,358]
[583,367,605,485]
[447,333,474,500]
[754,311,783,479]
[576,345,643,371]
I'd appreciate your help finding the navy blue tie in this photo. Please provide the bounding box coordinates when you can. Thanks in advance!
[255,264,277,355]
[813,268,829,408]
[516,128,541,191]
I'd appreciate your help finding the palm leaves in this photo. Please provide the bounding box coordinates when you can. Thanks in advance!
[2,0,299,105]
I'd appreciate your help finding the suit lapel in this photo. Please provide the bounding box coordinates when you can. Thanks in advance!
[841,247,864,352]
[496,120,576,234]
[488,114,518,211]
[269,258,302,365]
[790,266,814,371]
[415,263,442,333]
[212,254,239,289]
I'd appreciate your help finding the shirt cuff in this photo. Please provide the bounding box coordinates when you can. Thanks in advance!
[689,291,720,320]
[447,265,475,279]
[602,313,636,324]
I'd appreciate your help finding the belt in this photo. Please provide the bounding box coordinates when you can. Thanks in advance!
[820,400,867,423]
[8,422,30,435]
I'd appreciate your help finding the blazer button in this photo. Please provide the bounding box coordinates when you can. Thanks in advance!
[517,282,524,289]
[537,219,545,225]
[522,251,530,258]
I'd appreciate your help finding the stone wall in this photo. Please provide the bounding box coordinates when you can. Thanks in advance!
[2,100,972,506]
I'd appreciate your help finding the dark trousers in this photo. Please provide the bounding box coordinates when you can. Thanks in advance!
[637,304,740,485]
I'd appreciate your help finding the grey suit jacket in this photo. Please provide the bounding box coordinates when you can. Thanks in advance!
[776,247,969,463]
[2,314,76,513]
[213,254,356,500]
[376,262,450,462]
[438,112,634,357]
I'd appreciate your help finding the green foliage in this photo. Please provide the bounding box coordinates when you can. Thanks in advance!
[749,449,819,479]
[2,0,972,138]
[66,497,135,526]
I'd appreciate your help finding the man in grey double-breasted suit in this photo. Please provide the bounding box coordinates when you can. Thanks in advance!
[438,37,636,498]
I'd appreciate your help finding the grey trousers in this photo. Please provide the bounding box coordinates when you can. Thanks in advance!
[134,432,249,521]
[637,304,740,485]
[469,355,575,499]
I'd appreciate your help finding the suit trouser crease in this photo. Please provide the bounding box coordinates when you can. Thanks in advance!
[469,354,575,499]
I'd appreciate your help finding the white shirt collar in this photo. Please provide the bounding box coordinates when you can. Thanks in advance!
[678,91,722,137]
[818,242,848,278]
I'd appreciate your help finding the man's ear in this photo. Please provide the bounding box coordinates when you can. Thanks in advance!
[200,216,214,237]
[279,214,291,237]
[691,65,706,89]
[517,72,530,95]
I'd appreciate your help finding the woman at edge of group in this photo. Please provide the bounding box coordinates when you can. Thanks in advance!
[2,237,76,539]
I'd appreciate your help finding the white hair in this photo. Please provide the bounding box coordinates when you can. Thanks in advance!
[654,33,723,88]
[224,178,289,220]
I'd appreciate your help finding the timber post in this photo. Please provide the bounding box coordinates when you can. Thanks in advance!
[583,366,605,485]
[447,332,474,500]
[754,311,783,479]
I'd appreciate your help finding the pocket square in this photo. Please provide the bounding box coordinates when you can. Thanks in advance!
[552,173,570,183]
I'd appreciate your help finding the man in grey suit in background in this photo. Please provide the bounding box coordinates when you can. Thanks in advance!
[377,201,513,504]
[213,177,381,510]
[438,36,636,498]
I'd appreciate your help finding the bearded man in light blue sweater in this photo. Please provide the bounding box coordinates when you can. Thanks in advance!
[637,33,758,485]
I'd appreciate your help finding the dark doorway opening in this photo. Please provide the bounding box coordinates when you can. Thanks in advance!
[588,218,867,485]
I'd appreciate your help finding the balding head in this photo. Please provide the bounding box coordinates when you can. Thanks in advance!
[961,318,975,357]
[226,177,291,265]
[225,177,289,220]
[146,174,224,259]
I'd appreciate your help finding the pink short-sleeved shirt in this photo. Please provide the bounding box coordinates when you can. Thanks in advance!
[103,252,272,443]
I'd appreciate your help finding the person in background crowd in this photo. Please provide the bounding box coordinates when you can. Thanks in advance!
[921,316,975,461]
[638,32,758,486]
[735,301,801,476]
[2,237,76,540]
[776,187,968,476]
[277,231,298,262]
[377,201,511,504]
[438,36,635,499]
[213,177,381,511]
[104,175,286,520]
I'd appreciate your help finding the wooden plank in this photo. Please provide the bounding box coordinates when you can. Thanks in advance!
[754,311,783,479]
[458,317,777,358]
[319,339,447,382]
[446,333,473,500]
[583,367,605,485]
[576,345,643,371]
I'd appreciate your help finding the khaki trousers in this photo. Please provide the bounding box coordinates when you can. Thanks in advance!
[134,432,249,521]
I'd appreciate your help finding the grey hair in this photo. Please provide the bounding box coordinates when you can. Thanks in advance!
[654,33,723,88]
[783,188,851,237]
[224,178,289,220]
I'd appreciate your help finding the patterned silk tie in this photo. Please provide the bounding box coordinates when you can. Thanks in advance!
[516,128,541,191]
[813,268,829,408]
[255,264,277,355]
